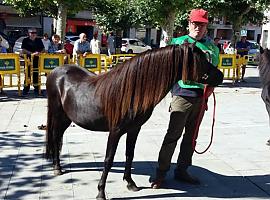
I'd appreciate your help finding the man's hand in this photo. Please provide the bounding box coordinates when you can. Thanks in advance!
[32,52,40,56]
[83,52,88,57]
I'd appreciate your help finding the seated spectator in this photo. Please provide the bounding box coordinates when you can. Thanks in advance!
[48,34,65,53]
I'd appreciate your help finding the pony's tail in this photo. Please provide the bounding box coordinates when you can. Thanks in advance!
[45,95,55,160]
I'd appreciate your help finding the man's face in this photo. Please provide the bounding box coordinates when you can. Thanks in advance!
[241,36,247,42]
[29,30,37,40]
[53,37,60,44]
[188,21,208,40]
[80,34,87,42]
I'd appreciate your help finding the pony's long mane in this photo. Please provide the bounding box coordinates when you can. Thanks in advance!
[90,44,204,129]
[259,49,270,86]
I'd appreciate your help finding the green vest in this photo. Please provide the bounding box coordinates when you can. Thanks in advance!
[171,35,219,89]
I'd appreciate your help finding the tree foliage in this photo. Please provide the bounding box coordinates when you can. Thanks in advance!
[3,0,270,43]
[3,0,87,17]
[3,0,89,40]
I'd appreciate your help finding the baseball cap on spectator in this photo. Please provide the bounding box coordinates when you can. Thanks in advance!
[189,9,208,23]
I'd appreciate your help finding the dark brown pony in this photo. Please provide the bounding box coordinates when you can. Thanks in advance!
[45,44,223,200]
[258,48,270,122]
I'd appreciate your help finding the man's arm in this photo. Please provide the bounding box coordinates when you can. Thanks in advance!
[21,38,32,55]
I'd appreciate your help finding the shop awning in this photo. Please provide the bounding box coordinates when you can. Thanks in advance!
[5,17,42,28]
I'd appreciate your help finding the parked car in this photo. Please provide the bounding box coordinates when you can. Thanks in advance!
[247,41,260,65]
[121,38,151,54]
[13,36,27,54]
[65,35,79,45]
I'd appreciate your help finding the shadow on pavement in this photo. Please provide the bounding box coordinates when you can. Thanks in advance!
[0,89,47,102]
[63,161,270,199]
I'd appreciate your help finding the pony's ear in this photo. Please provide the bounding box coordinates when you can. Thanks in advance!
[260,46,264,54]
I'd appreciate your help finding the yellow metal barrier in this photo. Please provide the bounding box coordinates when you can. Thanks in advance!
[23,54,31,88]
[34,53,66,94]
[218,54,240,82]
[0,53,22,95]
[101,54,109,72]
[110,54,136,68]
[79,54,101,73]
[38,53,66,73]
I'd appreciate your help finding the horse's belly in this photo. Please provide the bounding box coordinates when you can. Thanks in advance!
[74,117,109,132]
[67,106,109,131]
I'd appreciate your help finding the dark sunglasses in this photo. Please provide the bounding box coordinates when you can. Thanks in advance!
[29,32,37,34]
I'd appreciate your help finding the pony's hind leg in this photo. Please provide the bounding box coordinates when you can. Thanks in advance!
[123,127,141,191]
[46,98,71,175]
[96,130,123,200]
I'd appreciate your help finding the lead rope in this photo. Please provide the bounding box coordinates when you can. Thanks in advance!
[192,85,216,154]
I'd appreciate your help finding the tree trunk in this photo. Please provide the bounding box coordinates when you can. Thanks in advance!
[160,11,176,45]
[231,6,251,48]
[56,3,67,42]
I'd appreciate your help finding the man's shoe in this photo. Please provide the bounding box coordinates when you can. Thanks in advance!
[174,170,200,185]
[22,89,29,96]
[34,90,39,96]
[266,139,270,146]
[34,89,45,97]
[241,79,247,83]
[151,177,164,189]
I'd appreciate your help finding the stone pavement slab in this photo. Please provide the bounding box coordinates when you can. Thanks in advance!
[0,65,269,200]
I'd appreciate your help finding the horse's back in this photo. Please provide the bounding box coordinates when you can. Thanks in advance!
[47,64,95,83]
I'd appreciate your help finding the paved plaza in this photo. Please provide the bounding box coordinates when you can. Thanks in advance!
[0,65,269,200]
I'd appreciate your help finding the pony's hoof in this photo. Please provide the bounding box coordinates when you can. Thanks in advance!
[127,182,139,191]
[54,169,63,176]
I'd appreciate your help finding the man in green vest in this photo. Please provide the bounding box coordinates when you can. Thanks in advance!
[151,8,219,189]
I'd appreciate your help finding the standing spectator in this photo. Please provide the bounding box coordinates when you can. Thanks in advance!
[90,32,101,54]
[236,35,251,82]
[160,32,169,48]
[73,33,91,63]
[64,39,74,56]
[0,36,7,53]
[107,31,115,56]
[101,31,108,54]
[22,28,45,96]
[42,33,50,52]
[0,36,7,94]
[48,34,65,53]
[151,8,219,189]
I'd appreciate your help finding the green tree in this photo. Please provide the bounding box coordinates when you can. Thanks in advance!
[3,0,87,40]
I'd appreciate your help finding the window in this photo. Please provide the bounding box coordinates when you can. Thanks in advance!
[247,30,255,40]
[216,29,233,40]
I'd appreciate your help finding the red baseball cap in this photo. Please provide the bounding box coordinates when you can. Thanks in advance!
[189,9,208,23]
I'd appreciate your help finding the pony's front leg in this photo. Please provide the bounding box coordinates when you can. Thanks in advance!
[96,131,122,200]
[123,127,141,191]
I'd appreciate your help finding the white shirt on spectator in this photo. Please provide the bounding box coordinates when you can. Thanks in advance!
[90,38,100,54]
[42,39,51,51]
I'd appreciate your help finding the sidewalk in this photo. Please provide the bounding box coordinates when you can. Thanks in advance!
[0,65,269,200]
